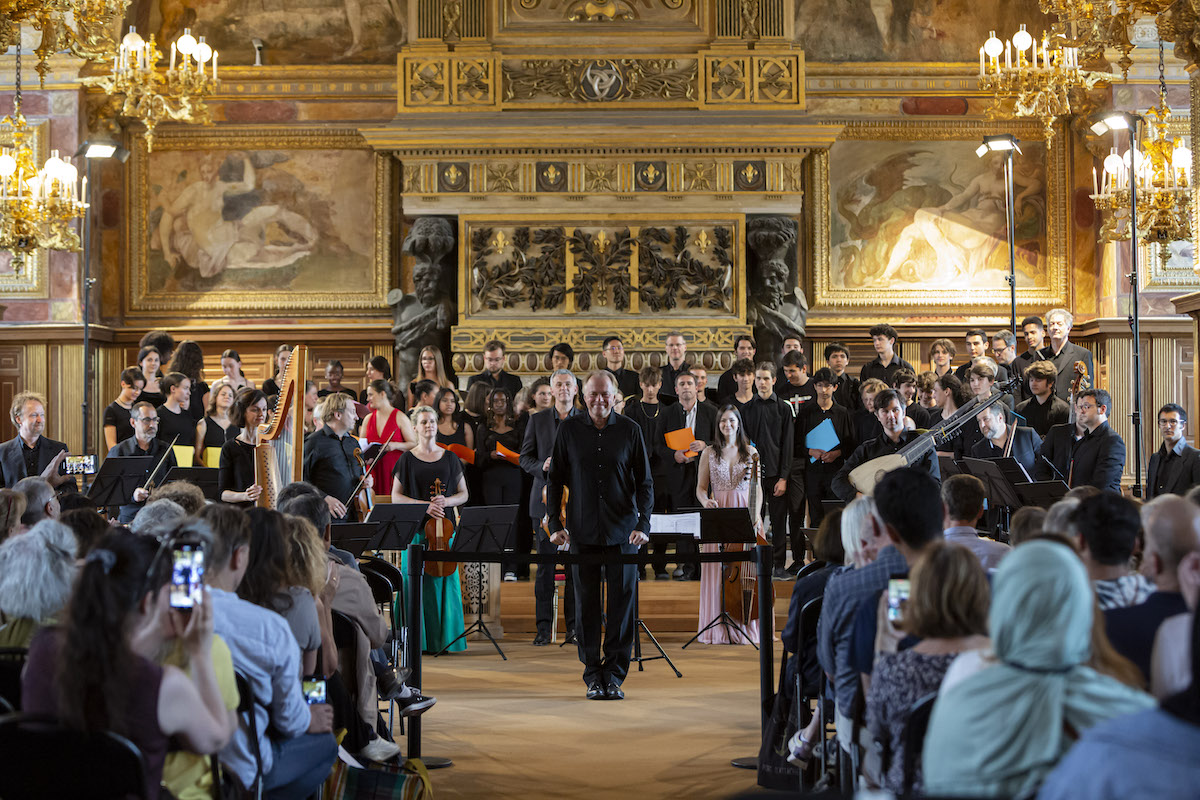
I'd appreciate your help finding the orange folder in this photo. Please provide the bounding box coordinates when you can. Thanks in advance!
[496,442,521,466]
[664,428,699,459]
[437,442,476,465]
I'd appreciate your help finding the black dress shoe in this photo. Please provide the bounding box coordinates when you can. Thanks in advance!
[532,632,551,646]
[655,571,670,581]
[605,682,624,700]
[586,682,607,700]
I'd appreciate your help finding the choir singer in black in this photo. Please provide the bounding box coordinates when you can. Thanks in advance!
[546,370,654,701]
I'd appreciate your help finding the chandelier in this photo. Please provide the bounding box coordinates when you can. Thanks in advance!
[0,42,88,274]
[1089,42,1192,261]
[0,0,130,85]
[81,27,219,152]
[978,25,1110,140]
[1038,0,1175,78]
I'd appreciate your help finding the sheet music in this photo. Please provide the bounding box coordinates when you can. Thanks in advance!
[650,512,702,538]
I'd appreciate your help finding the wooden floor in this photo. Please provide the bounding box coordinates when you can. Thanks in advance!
[406,629,771,799]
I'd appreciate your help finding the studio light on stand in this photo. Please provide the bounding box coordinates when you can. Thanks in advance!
[74,137,129,488]
[976,134,1022,336]
[1090,109,1146,498]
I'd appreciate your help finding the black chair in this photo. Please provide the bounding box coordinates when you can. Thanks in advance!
[900,692,938,796]
[234,671,264,800]
[793,559,827,582]
[793,594,825,791]
[0,647,27,711]
[359,556,405,656]
[0,712,147,799]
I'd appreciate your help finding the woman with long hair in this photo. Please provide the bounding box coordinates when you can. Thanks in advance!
[104,367,145,450]
[361,355,395,405]
[392,405,469,653]
[195,381,238,465]
[303,380,319,434]
[475,388,526,580]
[407,346,455,408]
[135,345,166,407]
[219,349,255,392]
[218,389,268,509]
[167,340,210,422]
[362,379,416,492]
[262,344,294,399]
[694,404,762,644]
[21,529,231,799]
[435,388,474,450]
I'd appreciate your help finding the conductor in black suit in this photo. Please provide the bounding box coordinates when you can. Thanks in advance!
[0,391,71,490]
[1040,308,1095,400]
[547,371,653,701]
[519,368,579,646]
[970,403,1043,478]
[303,393,370,521]
[655,370,717,580]
[1147,403,1200,499]
[1035,389,1125,492]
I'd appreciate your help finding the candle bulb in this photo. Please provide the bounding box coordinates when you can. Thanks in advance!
[1005,39,1011,70]
[1093,166,1098,196]
[170,41,176,72]
[212,52,218,81]
[979,45,984,77]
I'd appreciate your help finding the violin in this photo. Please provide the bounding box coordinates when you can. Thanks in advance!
[351,447,374,520]
[1070,360,1090,398]
[424,477,457,577]
[723,453,775,631]
[142,434,180,494]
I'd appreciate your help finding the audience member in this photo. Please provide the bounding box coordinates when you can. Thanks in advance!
[0,488,27,542]
[0,519,77,647]
[941,474,1011,570]
[58,507,108,555]
[14,476,59,528]
[1042,496,1080,536]
[130,498,188,537]
[1069,492,1153,610]
[22,529,232,800]
[1007,505,1047,546]
[839,496,877,569]
[148,480,207,516]
[1149,501,1200,699]
[922,541,1154,798]
[866,542,990,794]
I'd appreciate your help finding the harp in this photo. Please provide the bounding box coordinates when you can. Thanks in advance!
[255,344,307,507]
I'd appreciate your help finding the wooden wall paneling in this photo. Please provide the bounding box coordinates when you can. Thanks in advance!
[0,346,25,441]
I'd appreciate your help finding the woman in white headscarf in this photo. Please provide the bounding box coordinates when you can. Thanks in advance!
[921,540,1154,798]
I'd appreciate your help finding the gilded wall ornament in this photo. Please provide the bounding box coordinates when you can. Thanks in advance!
[566,0,638,22]
[636,161,667,191]
[637,225,734,312]
[570,227,633,310]
[503,58,698,103]
[454,59,493,104]
[734,160,766,191]
[408,60,448,105]
[537,161,567,191]
[439,162,469,191]
[584,163,617,192]
[403,164,423,193]
[487,163,520,192]
[683,162,716,191]
[470,225,568,311]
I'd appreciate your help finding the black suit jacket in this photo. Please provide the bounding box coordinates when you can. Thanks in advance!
[654,401,718,507]
[969,426,1043,479]
[1147,442,1200,499]
[1035,421,1124,491]
[1038,341,1094,400]
[0,435,69,488]
[519,407,580,519]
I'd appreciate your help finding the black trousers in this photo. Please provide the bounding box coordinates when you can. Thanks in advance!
[805,464,838,529]
[786,460,808,556]
[571,542,638,687]
[764,475,792,569]
[534,527,576,636]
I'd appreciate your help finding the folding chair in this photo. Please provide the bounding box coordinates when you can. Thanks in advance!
[0,647,27,711]
[900,692,939,796]
[0,712,147,799]
[234,672,264,800]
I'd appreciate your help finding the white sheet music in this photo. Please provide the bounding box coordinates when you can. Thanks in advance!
[650,512,702,538]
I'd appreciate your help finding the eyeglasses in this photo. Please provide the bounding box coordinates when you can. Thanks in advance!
[1159,419,1184,428]
[135,416,160,424]
[1077,404,1097,412]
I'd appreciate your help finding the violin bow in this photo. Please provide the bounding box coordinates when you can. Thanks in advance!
[142,435,180,491]
[347,429,397,504]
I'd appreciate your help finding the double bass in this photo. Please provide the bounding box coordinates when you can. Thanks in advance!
[424,478,457,577]
[723,453,774,630]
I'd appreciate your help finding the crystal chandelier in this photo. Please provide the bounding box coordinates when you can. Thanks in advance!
[0,42,88,274]
[1089,42,1192,261]
[0,0,131,85]
[81,27,219,152]
[978,25,1110,140]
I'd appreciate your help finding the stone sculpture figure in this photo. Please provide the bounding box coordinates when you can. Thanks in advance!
[388,216,456,387]
[746,216,809,356]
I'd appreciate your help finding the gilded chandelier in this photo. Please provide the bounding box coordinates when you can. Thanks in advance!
[0,0,130,84]
[81,27,219,152]
[978,25,1110,140]
[0,44,88,273]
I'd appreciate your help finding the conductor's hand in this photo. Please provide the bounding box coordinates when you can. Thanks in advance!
[133,487,150,503]
[629,530,649,546]
[549,528,569,547]
[324,495,347,519]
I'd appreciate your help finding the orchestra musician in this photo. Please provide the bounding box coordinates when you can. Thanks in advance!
[970,403,1042,478]
[1039,309,1095,400]
[105,402,177,523]
[302,393,369,521]
[831,389,940,501]
[218,389,269,510]
[1034,389,1125,492]
[1147,404,1200,499]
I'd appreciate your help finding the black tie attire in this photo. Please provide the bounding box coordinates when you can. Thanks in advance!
[519,407,579,640]
[303,426,366,521]
[547,411,653,689]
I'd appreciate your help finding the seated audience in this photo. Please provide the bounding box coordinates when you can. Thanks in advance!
[941,474,1011,571]
[0,487,25,541]
[1069,491,1154,610]
[13,476,59,528]
[58,507,108,555]
[21,529,232,800]
[148,480,207,516]
[866,541,991,794]
[1149,504,1200,699]
[1042,496,1080,536]
[922,540,1154,798]
[0,519,77,648]
[1007,505,1047,546]
[130,497,189,537]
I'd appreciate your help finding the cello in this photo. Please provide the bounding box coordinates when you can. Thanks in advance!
[424,477,457,577]
[722,453,774,632]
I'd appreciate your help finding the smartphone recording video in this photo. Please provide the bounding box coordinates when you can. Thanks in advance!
[302,677,327,705]
[886,578,910,624]
[170,545,205,610]
[65,455,96,475]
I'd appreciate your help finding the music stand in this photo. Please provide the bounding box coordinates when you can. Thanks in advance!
[1015,480,1070,510]
[87,455,153,511]
[938,455,961,479]
[162,467,221,502]
[959,458,1027,509]
[639,516,696,676]
[434,504,519,659]
[329,522,381,559]
[682,507,757,651]
[364,503,429,552]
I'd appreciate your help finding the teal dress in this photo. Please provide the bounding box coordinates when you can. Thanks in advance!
[393,449,467,653]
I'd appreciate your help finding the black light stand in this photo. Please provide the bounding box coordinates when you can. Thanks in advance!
[977,133,1022,336]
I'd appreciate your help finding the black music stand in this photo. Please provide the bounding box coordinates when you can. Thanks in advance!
[1015,480,1070,510]
[329,522,381,559]
[682,507,758,651]
[162,467,221,501]
[364,503,429,552]
[87,455,153,511]
[938,454,961,479]
[434,504,518,659]
[638,515,696,677]
[959,458,1027,509]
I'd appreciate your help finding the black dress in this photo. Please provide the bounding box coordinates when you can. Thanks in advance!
[477,419,529,576]
[202,416,239,454]
[187,380,209,422]
[391,449,465,509]
[218,438,258,509]
[156,404,195,449]
[103,401,135,445]
[136,389,166,408]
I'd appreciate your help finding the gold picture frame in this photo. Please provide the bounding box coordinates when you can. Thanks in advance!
[126,127,392,318]
[809,118,1069,313]
[0,119,49,299]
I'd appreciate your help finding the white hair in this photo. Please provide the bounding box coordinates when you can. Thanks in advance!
[840,496,878,568]
[130,498,188,537]
[0,520,77,622]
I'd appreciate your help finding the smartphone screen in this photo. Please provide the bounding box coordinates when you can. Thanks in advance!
[65,455,96,475]
[302,677,327,705]
[170,545,204,609]
[886,578,910,624]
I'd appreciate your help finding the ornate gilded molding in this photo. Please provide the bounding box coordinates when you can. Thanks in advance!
[0,120,49,299]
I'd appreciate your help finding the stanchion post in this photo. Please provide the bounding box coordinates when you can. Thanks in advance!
[405,541,424,760]
[756,543,773,730]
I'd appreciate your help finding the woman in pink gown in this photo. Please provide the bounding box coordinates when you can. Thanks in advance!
[363,379,416,491]
[694,405,763,645]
